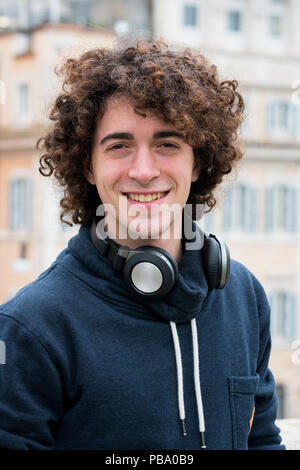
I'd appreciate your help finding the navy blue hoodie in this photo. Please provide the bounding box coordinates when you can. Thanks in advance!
[0,222,284,450]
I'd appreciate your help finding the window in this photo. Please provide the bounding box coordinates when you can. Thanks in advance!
[266,101,299,136]
[269,291,297,342]
[269,14,283,36]
[13,32,31,56]
[9,177,33,231]
[267,0,285,38]
[265,185,298,232]
[227,10,241,31]
[183,5,198,27]
[223,184,257,232]
[16,83,30,121]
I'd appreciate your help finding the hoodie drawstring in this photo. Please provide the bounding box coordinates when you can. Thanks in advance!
[170,319,206,449]
[170,321,187,436]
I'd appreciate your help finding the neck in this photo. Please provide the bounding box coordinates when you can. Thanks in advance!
[106,215,185,264]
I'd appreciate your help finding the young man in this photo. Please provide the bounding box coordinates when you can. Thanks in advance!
[0,40,284,450]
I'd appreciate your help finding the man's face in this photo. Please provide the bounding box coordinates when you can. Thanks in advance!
[86,96,200,242]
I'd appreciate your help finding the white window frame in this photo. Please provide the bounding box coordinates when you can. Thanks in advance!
[223,183,257,233]
[15,81,32,126]
[269,290,297,344]
[266,100,299,139]
[265,184,298,233]
[9,174,33,232]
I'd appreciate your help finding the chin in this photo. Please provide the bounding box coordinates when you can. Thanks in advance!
[130,217,179,242]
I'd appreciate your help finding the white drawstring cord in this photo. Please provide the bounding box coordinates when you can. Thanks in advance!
[170,320,206,448]
[191,318,206,449]
[170,321,187,436]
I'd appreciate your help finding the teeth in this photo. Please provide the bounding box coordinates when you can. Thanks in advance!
[126,192,167,202]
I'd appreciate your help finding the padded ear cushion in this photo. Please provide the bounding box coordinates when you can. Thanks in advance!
[224,243,231,287]
[202,237,221,291]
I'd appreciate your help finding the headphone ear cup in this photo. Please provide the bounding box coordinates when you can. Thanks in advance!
[123,246,179,301]
[202,237,221,291]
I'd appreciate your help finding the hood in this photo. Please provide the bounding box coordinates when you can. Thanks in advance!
[64,220,209,324]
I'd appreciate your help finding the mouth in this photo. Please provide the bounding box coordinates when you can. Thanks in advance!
[122,191,170,204]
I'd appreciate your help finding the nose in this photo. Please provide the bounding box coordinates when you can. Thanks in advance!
[128,146,160,184]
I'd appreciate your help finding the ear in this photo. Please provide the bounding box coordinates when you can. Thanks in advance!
[84,159,96,185]
[191,160,201,183]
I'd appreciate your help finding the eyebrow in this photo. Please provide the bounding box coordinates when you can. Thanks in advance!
[99,130,185,145]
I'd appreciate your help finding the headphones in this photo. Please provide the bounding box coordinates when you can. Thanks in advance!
[90,215,230,301]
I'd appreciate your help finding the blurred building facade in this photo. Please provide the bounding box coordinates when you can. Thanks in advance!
[0,0,152,37]
[0,0,299,420]
[0,22,116,301]
[153,0,300,418]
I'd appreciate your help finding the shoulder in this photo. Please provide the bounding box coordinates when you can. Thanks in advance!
[229,259,268,298]
[225,259,269,316]
[0,260,68,332]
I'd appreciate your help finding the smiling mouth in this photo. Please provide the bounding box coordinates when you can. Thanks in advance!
[122,191,170,203]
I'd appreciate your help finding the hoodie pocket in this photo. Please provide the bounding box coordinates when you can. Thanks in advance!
[228,374,260,450]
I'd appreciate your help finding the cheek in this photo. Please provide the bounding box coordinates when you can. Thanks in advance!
[96,162,127,198]
[175,165,194,185]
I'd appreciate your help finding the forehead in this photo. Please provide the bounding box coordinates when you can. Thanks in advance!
[96,95,175,133]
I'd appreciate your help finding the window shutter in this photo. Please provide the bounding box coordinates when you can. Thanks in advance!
[266,102,275,134]
[10,180,18,230]
[25,178,33,231]
[286,187,298,232]
[9,177,33,231]
[248,186,257,232]
[286,294,297,341]
[265,187,274,232]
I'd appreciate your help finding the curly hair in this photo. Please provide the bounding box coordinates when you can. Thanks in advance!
[37,39,244,226]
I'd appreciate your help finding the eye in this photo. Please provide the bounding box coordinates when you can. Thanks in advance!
[159,142,179,149]
[108,143,128,151]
